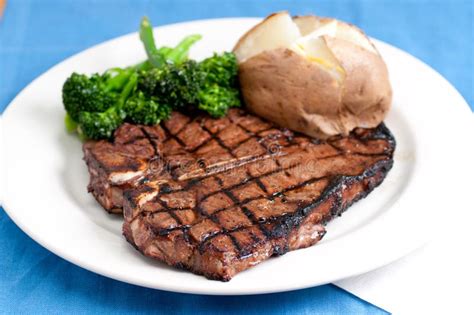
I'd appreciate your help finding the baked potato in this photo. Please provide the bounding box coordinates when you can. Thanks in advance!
[233,12,392,139]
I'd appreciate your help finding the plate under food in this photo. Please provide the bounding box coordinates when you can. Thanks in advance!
[1,18,471,295]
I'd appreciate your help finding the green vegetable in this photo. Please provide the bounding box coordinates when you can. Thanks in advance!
[77,106,125,139]
[62,16,240,140]
[138,53,241,118]
[62,72,117,121]
[64,113,78,133]
[198,84,240,117]
[139,16,201,67]
[195,52,241,117]
[165,34,202,64]
[124,91,171,125]
[139,17,165,67]
[62,68,139,139]
[199,52,239,88]
[138,60,202,108]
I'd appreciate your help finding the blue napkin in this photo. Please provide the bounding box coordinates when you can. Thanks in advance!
[1,0,471,313]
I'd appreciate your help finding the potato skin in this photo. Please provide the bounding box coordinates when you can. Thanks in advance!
[238,48,345,139]
[325,37,392,131]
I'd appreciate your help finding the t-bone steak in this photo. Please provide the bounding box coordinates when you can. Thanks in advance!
[83,109,395,281]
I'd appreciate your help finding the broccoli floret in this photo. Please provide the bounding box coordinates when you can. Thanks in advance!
[62,66,141,121]
[194,52,241,117]
[198,84,240,117]
[62,73,117,121]
[138,61,202,108]
[77,107,124,140]
[199,52,239,88]
[137,53,241,117]
[63,68,140,139]
[124,91,171,125]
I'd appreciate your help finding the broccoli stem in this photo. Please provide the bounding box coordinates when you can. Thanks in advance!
[118,72,138,108]
[165,34,202,64]
[105,68,135,91]
[158,46,172,56]
[140,17,201,67]
[135,60,151,71]
[64,113,78,133]
[140,17,166,68]
[105,60,150,93]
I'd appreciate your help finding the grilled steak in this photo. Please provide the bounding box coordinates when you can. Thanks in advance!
[83,110,395,281]
[84,109,395,281]
[83,123,167,213]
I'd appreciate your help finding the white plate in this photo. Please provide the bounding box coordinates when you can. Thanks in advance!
[1,18,472,295]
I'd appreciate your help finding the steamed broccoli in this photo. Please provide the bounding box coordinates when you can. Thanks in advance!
[138,60,202,108]
[124,91,171,125]
[62,16,240,140]
[62,17,203,140]
[199,52,239,88]
[62,67,140,139]
[62,65,148,120]
[62,72,118,121]
[139,17,201,67]
[137,16,204,110]
[195,53,241,117]
[137,53,241,118]
[77,107,125,139]
[198,84,240,117]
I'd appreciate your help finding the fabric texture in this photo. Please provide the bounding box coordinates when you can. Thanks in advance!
[1,0,472,313]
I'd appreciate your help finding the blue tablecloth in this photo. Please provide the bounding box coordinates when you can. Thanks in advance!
[1,1,472,313]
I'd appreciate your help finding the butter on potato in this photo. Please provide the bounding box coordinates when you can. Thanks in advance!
[233,12,392,139]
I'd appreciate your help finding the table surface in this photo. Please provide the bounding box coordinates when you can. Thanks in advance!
[1,1,472,314]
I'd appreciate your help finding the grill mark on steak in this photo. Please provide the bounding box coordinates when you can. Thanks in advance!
[161,121,186,148]
[155,198,184,225]
[130,168,359,222]
[84,109,395,280]
[139,127,159,157]
[122,136,150,145]
[189,150,386,209]
[221,186,271,243]
[200,124,237,158]
[221,125,276,153]
[251,172,269,194]
[135,174,327,226]
[237,123,284,155]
